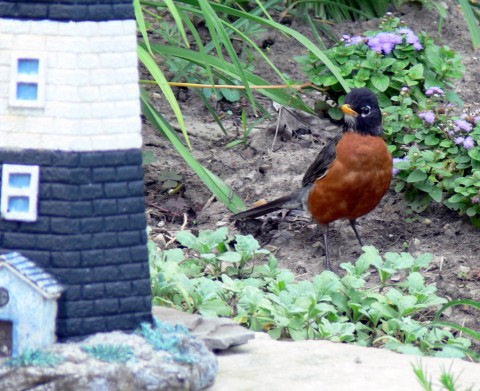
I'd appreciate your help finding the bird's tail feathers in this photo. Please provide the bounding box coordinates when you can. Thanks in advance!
[230,187,310,221]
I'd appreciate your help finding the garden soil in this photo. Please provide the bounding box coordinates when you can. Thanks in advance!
[143,0,480,342]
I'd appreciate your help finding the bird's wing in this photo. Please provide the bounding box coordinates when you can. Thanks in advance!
[301,133,343,187]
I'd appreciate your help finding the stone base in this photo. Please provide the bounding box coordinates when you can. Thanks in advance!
[0,328,217,391]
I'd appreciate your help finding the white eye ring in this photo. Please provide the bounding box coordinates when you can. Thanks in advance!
[361,105,371,117]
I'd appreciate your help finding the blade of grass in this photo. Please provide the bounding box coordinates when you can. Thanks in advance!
[141,91,246,213]
[181,0,349,92]
[162,0,190,48]
[459,0,480,49]
[434,298,480,321]
[162,0,347,94]
[198,0,257,114]
[134,0,152,55]
[195,89,228,135]
[182,13,215,92]
[138,45,191,149]
[148,42,315,113]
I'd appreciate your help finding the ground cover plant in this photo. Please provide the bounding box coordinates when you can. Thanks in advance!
[4,349,64,368]
[149,228,479,360]
[81,344,134,364]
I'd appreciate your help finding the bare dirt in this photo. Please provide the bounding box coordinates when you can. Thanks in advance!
[143,1,480,339]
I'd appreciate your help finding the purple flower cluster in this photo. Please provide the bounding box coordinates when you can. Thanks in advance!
[367,32,402,54]
[425,87,445,96]
[342,26,422,54]
[418,110,436,125]
[396,28,423,50]
[454,119,473,133]
[454,136,475,150]
[343,35,366,46]
[392,157,409,176]
[449,118,476,150]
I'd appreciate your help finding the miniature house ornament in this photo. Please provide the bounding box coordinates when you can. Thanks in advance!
[0,0,152,340]
[0,252,63,357]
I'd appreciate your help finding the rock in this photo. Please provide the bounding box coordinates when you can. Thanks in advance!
[211,333,480,390]
[153,307,255,350]
[0,322,217,391]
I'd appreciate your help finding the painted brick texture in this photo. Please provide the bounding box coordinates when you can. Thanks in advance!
[0,18,141,151]
[0,1,134,22]
[0,148,152,338]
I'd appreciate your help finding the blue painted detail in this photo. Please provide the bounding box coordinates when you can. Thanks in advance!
[1,252,63,297]
[16,83,38,101]
[9,173,31,188]
[17,59,39,75]
[8,196,30,213]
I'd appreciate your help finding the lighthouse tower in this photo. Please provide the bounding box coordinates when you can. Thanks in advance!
[0,0,152,339]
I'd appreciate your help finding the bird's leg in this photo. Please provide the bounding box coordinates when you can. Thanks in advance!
[349,219,364,248]
[322,224,331,271]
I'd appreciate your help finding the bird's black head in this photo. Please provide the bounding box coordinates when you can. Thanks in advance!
[340,88,383,135]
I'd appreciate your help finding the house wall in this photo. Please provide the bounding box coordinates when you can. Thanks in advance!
[0,18,142,151]
[0,267,57,356]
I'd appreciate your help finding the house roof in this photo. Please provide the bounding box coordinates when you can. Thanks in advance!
[0,252,63,299]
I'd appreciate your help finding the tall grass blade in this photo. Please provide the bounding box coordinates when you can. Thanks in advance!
[141,91,246,213]
[459,0,480,48]
[134,0,152,55]
[138,45,191,149]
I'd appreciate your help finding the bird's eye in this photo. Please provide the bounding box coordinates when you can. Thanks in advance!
[360,105,371,117]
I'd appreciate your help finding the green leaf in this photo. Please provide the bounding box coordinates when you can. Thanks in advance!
[176,231,199,250]
[429,186,443,203]
[468,148,480,161]
[329,106,344,120]
[235,234,261,256]
[406,170,427,183]
[408,63,424,80]
[199,299,233,317]
[447,194,465,203]
[466,207,477,217]
[217,251,242,263]
[220,87,241,103]
[424,134,439,146]
[395,181,405,192]
[371,74,390,92]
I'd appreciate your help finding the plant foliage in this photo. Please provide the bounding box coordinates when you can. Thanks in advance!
[139,319,197,363]
[4,349,64,368]
[150,228,478,359]
[82,344,134,364]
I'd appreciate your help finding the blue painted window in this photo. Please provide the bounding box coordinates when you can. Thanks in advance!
[9,173,32,188]
[16,83,38,101]
[18,59,39,75]
[1,165,39,222]
[7,196,30,213]
[10,54,45,107]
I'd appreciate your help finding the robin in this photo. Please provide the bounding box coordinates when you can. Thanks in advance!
[230,88,393,270]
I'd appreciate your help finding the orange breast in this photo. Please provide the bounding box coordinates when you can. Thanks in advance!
[307,132,392,225]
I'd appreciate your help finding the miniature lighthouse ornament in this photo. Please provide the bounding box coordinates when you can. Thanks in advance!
[0,0,152,339]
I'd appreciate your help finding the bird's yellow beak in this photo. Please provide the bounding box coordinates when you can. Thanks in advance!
[340,104,358,117]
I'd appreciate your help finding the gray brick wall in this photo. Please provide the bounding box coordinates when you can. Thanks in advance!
[0,0,134,21]
[0,148,151,339]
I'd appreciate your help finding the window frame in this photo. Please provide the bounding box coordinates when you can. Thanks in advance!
[9,52,46,108]
[1,164,40,222]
